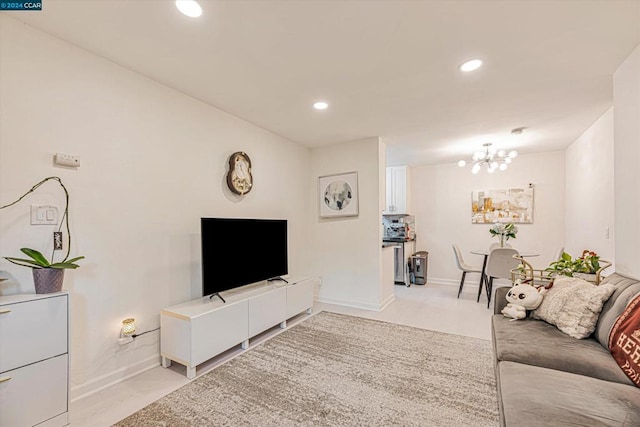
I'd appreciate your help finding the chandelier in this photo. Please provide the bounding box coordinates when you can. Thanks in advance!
[458,143,518,174]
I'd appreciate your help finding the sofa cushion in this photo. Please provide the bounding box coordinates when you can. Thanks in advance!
[498,361,640,427]
[531,276,616,339]
[608,293,640,387]
[595,273,640,348]
[492,315,632,385]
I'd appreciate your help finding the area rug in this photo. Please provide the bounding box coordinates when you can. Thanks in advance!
[115,311,499,426]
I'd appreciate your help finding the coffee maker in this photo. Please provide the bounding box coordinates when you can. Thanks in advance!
[383,215,415,241]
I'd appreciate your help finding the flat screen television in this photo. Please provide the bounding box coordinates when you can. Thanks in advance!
[201,217,288,299]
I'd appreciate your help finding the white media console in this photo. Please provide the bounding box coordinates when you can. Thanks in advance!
[160,277,316,379]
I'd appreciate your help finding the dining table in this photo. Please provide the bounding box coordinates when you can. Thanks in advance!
[471,249,539,304]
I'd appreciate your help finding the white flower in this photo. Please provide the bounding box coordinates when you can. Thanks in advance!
[489,222,518,240]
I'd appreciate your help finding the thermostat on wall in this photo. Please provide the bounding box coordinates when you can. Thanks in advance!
[54,152,80,168]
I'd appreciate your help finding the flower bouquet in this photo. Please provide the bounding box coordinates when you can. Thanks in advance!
[489,222,518,247]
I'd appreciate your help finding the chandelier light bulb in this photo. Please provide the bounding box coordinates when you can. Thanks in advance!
[458,142,517,174]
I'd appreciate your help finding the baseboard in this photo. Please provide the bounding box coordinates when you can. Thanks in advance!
[315,295,392,312]
[378,293,395,311]
[427,277,460,286]
[70,354,161,402]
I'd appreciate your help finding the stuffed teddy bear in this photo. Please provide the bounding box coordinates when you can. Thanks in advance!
[501,281,550,320]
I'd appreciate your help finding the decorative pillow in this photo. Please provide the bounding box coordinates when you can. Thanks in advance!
[608,293,640,387]
[532,276,616,339]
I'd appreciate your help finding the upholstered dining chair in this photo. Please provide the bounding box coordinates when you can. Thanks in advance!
[452,244,483,298]
[489,242,512,250]
[484,247,520,308]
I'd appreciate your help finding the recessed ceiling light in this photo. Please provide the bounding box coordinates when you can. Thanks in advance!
[176,0,202,18]
[313,101,329,110]
[459,59,483,72]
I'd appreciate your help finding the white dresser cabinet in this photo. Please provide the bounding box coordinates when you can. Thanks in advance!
[161,277,316,379]
[0,292,69,427]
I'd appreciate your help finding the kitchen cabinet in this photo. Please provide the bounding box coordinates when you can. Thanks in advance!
[384,166,411,214]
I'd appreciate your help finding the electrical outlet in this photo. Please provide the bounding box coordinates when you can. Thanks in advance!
[54,232,63,250]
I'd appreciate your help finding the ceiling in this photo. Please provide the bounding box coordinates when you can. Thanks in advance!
[10,1,640,166]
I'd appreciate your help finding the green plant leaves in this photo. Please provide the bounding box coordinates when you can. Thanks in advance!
[4,257,47,268]
[20,248,50,266]
[546,250,600,276]
[49,256,84,269]
[3,248,84,269]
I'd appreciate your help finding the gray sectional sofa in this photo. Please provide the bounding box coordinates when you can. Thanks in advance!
[492,272,640,427]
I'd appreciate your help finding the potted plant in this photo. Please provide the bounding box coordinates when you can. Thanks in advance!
[4,248,83,293]
[545,251,582,277]
[1,176,84,293]
[545,250,609,284]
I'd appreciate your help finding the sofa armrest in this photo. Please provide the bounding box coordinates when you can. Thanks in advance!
[494,287,510,314]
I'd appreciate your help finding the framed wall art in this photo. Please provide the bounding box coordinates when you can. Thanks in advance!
[319,171,359,218]
[471,187,534,224]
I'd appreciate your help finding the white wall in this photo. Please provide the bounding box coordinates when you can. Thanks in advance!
[411,151,565,289]
[307,137,389,310]
[614,44,640,278]
[565,107,615,264]
[0,16,311,399]
[378,140,395,306]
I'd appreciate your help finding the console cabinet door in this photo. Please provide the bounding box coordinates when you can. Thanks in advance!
[190,301,249,367]
[248,288,287,336]
[286,280,315,318]
[0,295,68,373]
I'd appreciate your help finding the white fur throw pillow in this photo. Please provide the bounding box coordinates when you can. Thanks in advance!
[532,276,616,339]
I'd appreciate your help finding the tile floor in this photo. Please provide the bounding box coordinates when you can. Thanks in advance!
[69,283,494,426]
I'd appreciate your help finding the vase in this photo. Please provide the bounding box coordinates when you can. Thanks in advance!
[32,268,65,294]
[500,235,505,247]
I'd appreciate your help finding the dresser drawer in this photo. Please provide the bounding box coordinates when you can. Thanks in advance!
[0,353,68,427]
[0,294,68,373]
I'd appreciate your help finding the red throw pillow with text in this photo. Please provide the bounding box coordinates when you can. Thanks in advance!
[609,294,640,387]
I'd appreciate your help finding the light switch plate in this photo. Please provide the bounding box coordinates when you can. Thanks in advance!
[30,205,58,225]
